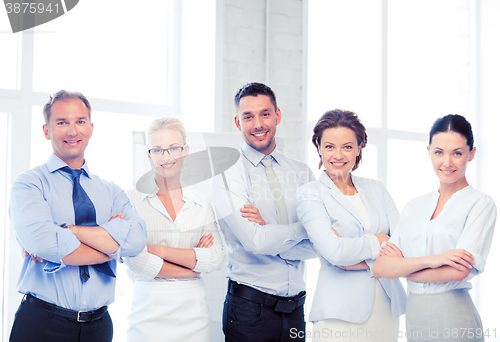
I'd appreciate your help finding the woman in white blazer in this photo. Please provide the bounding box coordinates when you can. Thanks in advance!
[296,110,406,341]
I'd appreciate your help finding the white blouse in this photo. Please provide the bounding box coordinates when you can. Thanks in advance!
[389,185,497,294]
[345,193,371,235]
[124,179,225,282]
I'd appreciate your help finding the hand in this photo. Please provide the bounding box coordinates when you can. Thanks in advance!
[336,261,369,270]
[196,233,214,248]
[427,249,475,271]
[109,213,125,221]
[23,250,44,263]
[331,227,341,237]
[375,234,390,245]
[240,205,265,225]
[379,242,403,258]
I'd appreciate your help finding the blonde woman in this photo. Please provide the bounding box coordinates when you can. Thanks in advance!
[125,117,225,341]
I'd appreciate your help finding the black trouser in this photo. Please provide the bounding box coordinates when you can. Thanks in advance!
[223,284,306,342]
[9,297,113,342]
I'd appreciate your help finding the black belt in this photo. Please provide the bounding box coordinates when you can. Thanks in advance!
[24,294,107,323]
[228,280,306,313]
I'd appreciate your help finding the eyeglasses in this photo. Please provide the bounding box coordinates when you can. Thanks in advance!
[148,144,187,156]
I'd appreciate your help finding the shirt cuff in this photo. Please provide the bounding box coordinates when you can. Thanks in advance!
[367,235,381,259]
[43,260,68,273]
[192,248,211,273]
[56,229,81,261]
[107,246,123,262]
[139,254,164,279]
[471,252,486,274]
[365,259,376,278]
[100,218,130,247]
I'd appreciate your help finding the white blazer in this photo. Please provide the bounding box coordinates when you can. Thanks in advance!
[296,171,406,323]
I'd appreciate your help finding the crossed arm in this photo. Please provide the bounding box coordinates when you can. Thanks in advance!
[27,214,124,266]
[147,234,214,278]
[373,242,474,282]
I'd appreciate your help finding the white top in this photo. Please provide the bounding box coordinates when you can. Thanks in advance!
[124,178,225,282]
[345,193,371,235]
[389,185,497,294]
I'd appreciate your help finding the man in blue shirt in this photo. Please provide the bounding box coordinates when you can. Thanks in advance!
[9,90,146,342]
[211,83,316,341]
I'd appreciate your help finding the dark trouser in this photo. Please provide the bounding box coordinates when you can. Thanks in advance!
[9,297,113,342]
[223,291,306,342]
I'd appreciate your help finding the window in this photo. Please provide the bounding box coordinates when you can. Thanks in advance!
[307,1,493,340]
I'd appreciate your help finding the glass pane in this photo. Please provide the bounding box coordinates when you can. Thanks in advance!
[308,0,382,128]
[0,18,19,89]
[386,139,436,211]
[32,0,169,104]
[387,0,473,133]
[354,144,378,180]
[0,113,9,329]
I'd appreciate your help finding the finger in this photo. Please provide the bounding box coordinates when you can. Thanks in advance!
[240,208,259,215]
[37,257,44,263]
[247,217,264,225]
[31,255,37,263]
[23,250,29,258]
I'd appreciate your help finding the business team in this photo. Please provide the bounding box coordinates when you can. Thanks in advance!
[9,85,496,342]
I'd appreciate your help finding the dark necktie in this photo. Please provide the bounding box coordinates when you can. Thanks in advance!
[61,166,116,282]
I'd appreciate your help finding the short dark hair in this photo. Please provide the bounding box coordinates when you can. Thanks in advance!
[234,82,277,112]
[43,90,92,124]
[429,114,474,151]
[312,109,368,171]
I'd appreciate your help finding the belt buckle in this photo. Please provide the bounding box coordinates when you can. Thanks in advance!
[274,299,295,313]
[77,311,88,323]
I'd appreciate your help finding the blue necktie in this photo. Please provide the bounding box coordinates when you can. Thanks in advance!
[61,166,116,282]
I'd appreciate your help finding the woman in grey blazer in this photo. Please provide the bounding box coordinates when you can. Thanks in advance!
[296,110,406,341]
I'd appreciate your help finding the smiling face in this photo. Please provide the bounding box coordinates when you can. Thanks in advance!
[147,128,189,182]
[234,94,281,155]
[428,131,475,189]
[318,127,361,182]
[43,98,93,169]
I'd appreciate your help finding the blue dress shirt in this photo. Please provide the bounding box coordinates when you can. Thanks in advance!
[9,154,147,311]
[296,172,406,323]
[211,143,316,297]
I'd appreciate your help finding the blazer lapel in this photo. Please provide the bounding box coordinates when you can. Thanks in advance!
[318,172,365,227]
[352,175,381,234]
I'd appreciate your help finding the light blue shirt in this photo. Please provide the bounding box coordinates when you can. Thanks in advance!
[389,185,497,294]
[296,171,406,323]
[211,143,316,296]
[10,154,147,311]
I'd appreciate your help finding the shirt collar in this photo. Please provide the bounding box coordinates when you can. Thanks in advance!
[136,170,202,206]
[47,154,91,178]
[241,142,282,167]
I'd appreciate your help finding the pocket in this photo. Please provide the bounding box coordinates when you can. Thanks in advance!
[227,294,264,325]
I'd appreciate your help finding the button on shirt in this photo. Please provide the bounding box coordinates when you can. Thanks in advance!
[9,154,147,311]
[211,143,316,297]
[389,185,497,294]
